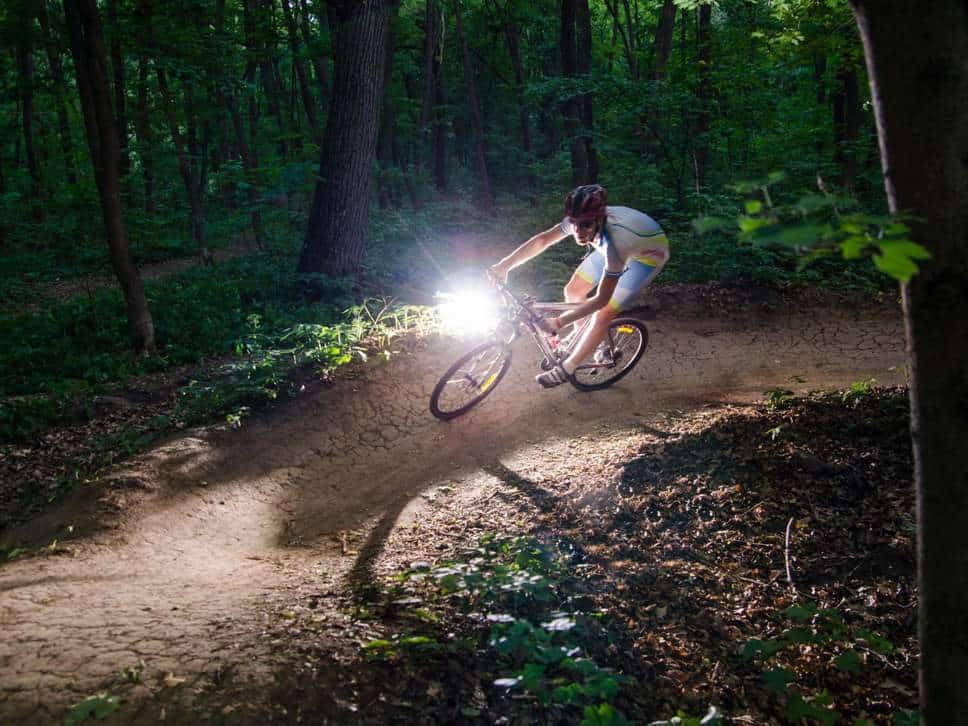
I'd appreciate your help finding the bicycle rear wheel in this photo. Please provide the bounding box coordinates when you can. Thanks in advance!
[570,317,648,391]
[430,340,513,420]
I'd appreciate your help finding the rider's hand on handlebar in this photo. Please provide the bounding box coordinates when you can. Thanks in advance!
[487,263,509,286]
[539,316,562,335]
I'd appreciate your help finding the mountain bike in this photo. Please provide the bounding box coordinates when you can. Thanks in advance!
[429,279,649,420]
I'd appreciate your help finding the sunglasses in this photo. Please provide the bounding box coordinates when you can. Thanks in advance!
[571,219,598,231]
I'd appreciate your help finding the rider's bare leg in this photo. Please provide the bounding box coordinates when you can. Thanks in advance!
[562,305,619,374]
[564,272,594,303]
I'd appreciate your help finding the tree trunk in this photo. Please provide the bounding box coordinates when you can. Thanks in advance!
[281,0,322,144]
[454,0,493,209]
[37,0,77,185]
[376,24,397,210]
[575,0,598,182]
[16,37,42,199]
[155,64,212,264]
[849,3,968,723]
[297,0,329,108]
[420,0,446,190]
[134,56,157,212]
[297,0,396,277]
[603,0,637,80]
[560,0,588,184]
[106,0,130,185]
[694,3,712,192]
[62,0,155,353]
[500,8,531,155]
[652,0,676,82]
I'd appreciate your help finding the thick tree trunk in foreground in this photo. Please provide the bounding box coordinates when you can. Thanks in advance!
[849,2,968,723]
[63,0,155,353]
[297,0,396,277]
[454,0,493,209]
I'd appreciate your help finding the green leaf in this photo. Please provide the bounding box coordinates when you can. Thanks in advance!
[783,627,816,644]
[762,667,794,694]
[745,199,763,215]
[892,710,920,726]
[363,639,393,650]
[64,694,120,725]
[692,216,732,235]
[783,602,817,622]
[835,649,861,673]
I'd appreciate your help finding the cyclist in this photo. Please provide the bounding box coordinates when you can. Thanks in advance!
[489,184,669,388]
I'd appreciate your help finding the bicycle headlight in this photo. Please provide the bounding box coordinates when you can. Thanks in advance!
[435,289,500,336]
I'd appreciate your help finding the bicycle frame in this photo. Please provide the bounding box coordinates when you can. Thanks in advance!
[491,280,593,370]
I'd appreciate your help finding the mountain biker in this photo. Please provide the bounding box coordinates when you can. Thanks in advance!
[488,184,669,388]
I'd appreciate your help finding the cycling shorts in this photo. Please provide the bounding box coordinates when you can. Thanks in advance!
[574,253,662,311]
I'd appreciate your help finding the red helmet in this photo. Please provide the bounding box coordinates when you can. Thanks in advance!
[565,184,607,222]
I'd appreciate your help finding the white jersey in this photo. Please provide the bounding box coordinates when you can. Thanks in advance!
[560,206,670,273]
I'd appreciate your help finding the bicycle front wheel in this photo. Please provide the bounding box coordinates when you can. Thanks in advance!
[430,340,513,420]
[570,317,648,391]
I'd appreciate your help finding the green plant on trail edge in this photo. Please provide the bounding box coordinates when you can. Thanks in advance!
[63,693,120,725]
[743,600,916,724]
[694,171,930,284]
[841,378,877,408]
[376,535,631,725]
[647,706,723,725]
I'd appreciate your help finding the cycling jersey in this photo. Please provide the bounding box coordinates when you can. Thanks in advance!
[560,206,670,275]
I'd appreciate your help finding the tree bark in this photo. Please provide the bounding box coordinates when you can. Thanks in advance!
[454,0,494,209]
[297,0,397,277]
[849,2,968,723]
[651,0,676,82]
[37,0,77,184]
[281,0,322,144]
[62,0,155,353]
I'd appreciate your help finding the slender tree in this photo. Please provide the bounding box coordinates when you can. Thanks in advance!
[281,0,321,144]
[694,2,712,191]
[454,0,493,209]
[849,1,968,722]
[15,27,41,199]
[62,0,155,353]
[575,0,598,182]
[37,0,77,185]
[297,0,397,277]
[420,0,446,190]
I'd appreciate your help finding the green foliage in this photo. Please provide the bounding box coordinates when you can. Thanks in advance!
[389,536,628,722]
[63,694,120,725]
[841,378,877,407]
[742,601,912,723]
[694,175,929,284]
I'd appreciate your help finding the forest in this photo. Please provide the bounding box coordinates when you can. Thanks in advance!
[0,0,965,724]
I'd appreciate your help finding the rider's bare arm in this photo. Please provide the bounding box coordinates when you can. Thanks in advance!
[555,275,619,329]
[490,225,566,281]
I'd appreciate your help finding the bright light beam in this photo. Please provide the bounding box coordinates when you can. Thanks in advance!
[435,288,501,336]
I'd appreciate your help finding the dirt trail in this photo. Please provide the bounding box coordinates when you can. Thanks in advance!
[0,296,906,723]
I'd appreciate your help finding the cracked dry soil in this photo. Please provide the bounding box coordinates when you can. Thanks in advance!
[0,289,907,724]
